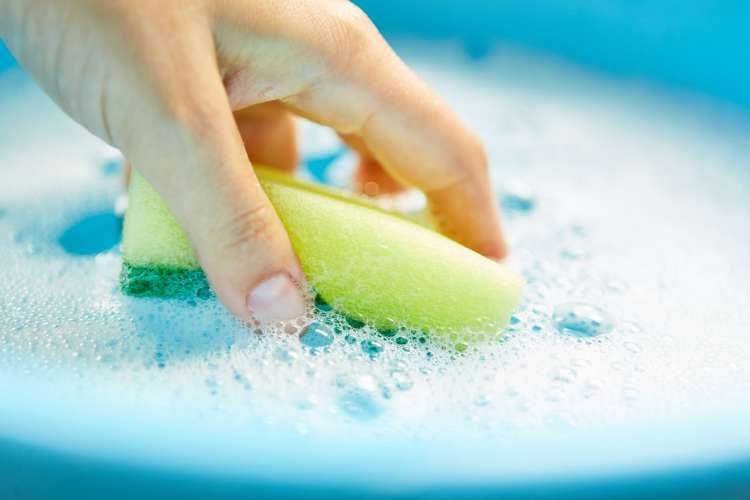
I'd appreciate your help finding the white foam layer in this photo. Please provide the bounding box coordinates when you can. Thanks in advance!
[1,40,749,483]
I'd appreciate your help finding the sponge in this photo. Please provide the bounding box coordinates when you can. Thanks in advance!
[121,167,524,338]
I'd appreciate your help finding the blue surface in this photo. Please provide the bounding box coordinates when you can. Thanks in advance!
[2,430,750,500]
[2,3,750,498]
[355,0,750,111]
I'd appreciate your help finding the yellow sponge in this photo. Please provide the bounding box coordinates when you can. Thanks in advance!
[121,167,524,339]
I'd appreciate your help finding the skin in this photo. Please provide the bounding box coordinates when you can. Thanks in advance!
[0,0,507,323]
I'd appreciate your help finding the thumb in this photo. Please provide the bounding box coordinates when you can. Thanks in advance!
[121,45,306,324]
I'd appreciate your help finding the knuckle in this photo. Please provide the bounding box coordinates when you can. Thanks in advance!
[218,202,276,256]
[324,2,377,60]
[165,97,226,142]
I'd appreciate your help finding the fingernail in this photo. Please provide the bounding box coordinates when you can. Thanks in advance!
[247,273,306,322]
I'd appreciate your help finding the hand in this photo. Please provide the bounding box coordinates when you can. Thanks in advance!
[0,0,507,323]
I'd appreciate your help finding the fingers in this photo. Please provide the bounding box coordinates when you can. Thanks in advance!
[234,102,298,172]
[338,133,406,196]
[281,2,508,258]
[119,23,305,323]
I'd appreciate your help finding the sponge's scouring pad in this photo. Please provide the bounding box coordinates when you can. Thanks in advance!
[121,167,524,338]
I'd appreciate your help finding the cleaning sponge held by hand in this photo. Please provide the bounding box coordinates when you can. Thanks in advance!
[121,167,524,340]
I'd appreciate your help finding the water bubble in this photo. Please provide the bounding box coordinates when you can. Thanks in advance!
[339,390,383,420]
[552,302,614,337]
[361,339,384,357]
[300,322,334,349]
[338,375,384,420]
[390,370,413,391]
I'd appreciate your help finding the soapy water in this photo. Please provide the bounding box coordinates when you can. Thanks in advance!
[1,40,750,482]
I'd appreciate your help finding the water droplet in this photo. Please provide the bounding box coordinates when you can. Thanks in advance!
[361,339,384,357]
[299,322,334,349]
[390,370,413,391]
[552,302,614,337]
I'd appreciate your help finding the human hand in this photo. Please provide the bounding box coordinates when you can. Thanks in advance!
[0,0,506,323]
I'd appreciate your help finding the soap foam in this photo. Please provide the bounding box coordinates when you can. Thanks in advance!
[1,40,750,479]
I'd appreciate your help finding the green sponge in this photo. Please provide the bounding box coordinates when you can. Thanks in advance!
[121,167,524,338]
